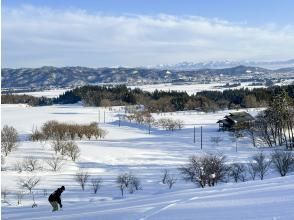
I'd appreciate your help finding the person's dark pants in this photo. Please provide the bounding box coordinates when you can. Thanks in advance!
[49,201,59,211]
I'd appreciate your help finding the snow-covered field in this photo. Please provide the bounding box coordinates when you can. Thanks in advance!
[15,89,69,98]
[130,82,266,95]
[2,103,294,220]
[14,82,266,98]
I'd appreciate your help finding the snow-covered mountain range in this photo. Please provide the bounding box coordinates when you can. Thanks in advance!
[156,59,294,70]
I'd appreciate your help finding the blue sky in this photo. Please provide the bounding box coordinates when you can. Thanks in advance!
[2,0,294,67]
[4,0,294,26]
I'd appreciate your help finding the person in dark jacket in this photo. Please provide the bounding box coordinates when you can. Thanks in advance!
[48,186,65,211]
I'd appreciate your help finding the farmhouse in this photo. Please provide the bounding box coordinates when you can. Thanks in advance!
[217,111,255,131]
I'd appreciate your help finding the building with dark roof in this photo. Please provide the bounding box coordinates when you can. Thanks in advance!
[217,111,255,131]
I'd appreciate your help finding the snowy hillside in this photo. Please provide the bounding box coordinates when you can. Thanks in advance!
[2,104,294,220]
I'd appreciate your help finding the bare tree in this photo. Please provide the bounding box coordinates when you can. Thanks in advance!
[91,177,103,194]
[14,161,23,173]
[46,155,64,171]
[1,187,8,203]
[175,119,184,130]
[116,173,141,196]
[116,173,129,197]
[1,155,6,171]
[166,175,177,189]
[1,125,19,156]
[18,176,41,193]
[51,140,65,154]
[247,162,258,180]
[128,174,142,193]
[271,150,294,177]
[161,169,169,184]
[252,152,271,180]
[229,163,247,182]
[75,169,89,191]
[65,141,80,161]
[22,157,43,172]
[210,137,223,147]
[16,191,24,205]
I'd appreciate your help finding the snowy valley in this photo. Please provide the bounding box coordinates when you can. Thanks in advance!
[2,92,294,219]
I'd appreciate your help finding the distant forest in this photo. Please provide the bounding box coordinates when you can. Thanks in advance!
[2,84,294,112]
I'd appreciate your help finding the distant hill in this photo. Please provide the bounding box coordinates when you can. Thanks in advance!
[1,65,289,89]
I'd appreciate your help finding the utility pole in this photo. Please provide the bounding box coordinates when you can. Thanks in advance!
[118,115,121,127]
[193,126,196,144]
[200,126,203,150]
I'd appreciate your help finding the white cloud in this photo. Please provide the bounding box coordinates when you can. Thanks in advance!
[2,6,294,67]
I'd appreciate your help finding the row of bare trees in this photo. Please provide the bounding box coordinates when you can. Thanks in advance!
[30,121,107,142]
[180,151,294,188]
[125,111,184,131]
[14,155,67,173]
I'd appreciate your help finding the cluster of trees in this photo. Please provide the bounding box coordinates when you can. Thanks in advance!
[30,121,107,141]
[3,84,294,113]
[1,94,53,106]
[228,91,294,150]
[253,91,294,149]
[180,151,294,188]
[125,111,184,131]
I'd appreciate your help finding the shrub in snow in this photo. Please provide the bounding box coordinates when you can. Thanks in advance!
[116,173,141,197]
[22,157,43,172]
[1,125,19,156]
[180,154,227,188]
[75,169,89,191]
[271,150,294,177]
[229,163,247,182]
[251,152,271,180]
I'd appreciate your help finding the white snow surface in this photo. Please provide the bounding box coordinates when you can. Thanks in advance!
[129,82,266,95]
[1,104,294,220]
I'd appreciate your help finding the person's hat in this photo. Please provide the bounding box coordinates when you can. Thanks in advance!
[61,186,65,190]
